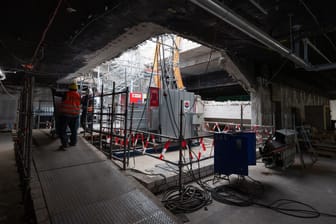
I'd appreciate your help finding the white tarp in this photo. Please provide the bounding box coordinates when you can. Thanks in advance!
[330,100,336,120]
[0,94,18,129]
[203,101,251,120]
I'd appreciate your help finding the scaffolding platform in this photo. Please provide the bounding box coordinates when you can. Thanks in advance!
[31,129,179,224]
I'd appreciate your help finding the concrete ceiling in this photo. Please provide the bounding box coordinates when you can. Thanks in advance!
[180,46,223,76]
[1,0,336,97]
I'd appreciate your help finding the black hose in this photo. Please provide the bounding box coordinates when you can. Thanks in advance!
[210,178,336,219]
[162,185,211,214]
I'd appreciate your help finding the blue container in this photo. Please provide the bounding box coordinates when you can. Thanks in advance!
[214,133,249,176]
[239,132,256,165]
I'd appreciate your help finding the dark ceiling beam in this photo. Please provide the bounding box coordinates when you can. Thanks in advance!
[183,71,239,91]
[189,0,336,73]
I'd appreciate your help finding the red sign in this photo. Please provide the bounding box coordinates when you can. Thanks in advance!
[149,87,159,107]
[130,92,143,104]
[184,101,190,108]
[184,100,190,112]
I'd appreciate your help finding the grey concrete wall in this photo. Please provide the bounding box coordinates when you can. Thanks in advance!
[251,78,272,126]
[251,79,329,128]
[33,87,53,110]
[271,83,328,128]
[0,94,19,129]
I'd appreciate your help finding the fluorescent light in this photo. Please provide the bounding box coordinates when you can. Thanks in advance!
[0,68,6,81]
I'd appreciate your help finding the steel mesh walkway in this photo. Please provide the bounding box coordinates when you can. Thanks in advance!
[32,130,179,224]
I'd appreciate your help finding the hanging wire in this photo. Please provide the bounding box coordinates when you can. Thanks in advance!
[31,0,64,65]
[0,81,16,98]
[69,2,122,45]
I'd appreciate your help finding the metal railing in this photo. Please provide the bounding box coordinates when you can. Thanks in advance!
[14,76,34,194]
[83,92,215,183]
[83,82,130,169]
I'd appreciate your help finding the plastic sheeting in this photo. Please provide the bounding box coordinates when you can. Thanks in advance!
[0,94,18,130]
[203,101,251,120]
[330,100,336,121]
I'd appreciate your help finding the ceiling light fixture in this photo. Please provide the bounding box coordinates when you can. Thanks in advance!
[66,7,77,13]
[0,68,6,81]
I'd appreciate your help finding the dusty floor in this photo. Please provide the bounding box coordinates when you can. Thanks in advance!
[0,133,25,224]
[1,130,336,224]
[106,137,336,223]
[184,157,336,224]
[113,139,336,223]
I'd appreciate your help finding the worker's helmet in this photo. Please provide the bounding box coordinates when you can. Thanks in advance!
[68,83,78,90]
[86,88,92,95]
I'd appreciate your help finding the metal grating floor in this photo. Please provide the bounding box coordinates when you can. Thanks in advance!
[51,190,176,224]
[32,130,179,224]
[33,131,106,172]
[38,161,136,215]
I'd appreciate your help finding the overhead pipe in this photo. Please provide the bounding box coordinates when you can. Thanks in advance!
[189,0,311,69]
[303,38,332,64]
[309,63,336,72]
[190,0,336,72]
[249,0,268,15]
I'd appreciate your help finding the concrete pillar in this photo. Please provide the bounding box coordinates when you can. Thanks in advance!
[251,77,272,126]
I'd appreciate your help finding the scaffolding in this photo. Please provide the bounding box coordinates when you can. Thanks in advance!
[33,100,54,128]
[14,76,34,196]
[79,35,214,175]
[82,85,214,191]
[83,82,130,169]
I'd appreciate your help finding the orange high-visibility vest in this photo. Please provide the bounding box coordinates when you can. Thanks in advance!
[59,91,81,115]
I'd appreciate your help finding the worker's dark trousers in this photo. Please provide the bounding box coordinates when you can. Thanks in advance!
[81,111,93,130]
[59,115,79,147]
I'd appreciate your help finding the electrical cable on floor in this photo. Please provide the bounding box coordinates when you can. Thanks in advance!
[161,146,213,214]
[154,138,336,219]
[211,184,254,207]
[210,176,336,219]
[161,185,212,214]
[177,149,336,219]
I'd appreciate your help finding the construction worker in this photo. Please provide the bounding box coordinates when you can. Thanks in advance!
[81,88,94,130]
[58,82,81,150]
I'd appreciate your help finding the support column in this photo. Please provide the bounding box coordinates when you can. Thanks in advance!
[251,77,273,126]
[219,51,256,92]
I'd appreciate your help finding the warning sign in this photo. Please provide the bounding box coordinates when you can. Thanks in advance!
[184,100,190,112]
[149,87,159,107]
[130,92,143,104]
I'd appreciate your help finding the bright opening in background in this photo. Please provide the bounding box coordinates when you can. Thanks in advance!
[88,34,200,92]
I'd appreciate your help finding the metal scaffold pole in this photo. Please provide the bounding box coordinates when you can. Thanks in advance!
[14,74,34,199]
[26,76,34,181]
[178,100,183,193]
[109,82,116,160]
[123,87,129,170]
[127,103,135,167]
[83,90,89,137]
[99,83,104,150]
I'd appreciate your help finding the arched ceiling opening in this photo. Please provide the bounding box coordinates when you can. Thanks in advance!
[1,0,336,97]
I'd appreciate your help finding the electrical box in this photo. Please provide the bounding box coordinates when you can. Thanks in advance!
[159,89,195,139]
[214,132,257,176]
[192,113,203,125]
[239,132,257,165]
